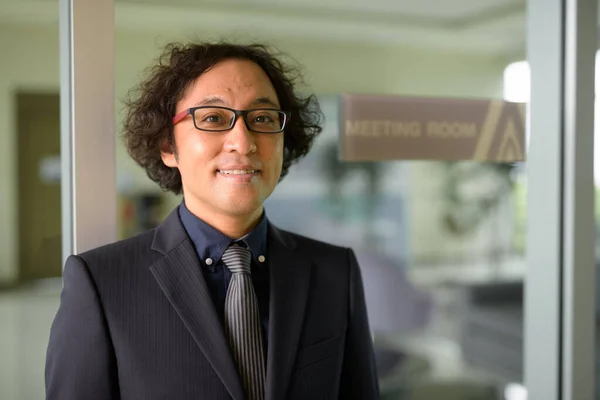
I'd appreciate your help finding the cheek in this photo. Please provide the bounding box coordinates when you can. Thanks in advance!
[178,133,220,168]
[264,135,284,171]
[274,134,285,158]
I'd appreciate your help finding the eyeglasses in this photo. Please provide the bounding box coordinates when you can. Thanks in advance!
[172,106,291,133]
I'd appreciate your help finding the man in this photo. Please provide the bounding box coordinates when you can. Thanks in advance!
[45,42,379,400]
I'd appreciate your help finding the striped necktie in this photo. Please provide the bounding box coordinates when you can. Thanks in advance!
[222,243,266,400]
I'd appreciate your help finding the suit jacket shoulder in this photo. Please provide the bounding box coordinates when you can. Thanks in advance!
[71,228,169,305]
[77,229,158,265]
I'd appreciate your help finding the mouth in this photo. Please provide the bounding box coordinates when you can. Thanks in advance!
[216,169,262,183]
[217,169,260,176]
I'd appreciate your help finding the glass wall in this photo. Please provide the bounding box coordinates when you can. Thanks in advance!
[0,1,63,398]
[114,1,527,399]
[6,0,600,399]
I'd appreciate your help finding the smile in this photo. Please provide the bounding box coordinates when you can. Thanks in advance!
[217,169,259,175]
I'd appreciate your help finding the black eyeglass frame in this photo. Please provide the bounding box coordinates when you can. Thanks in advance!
[172,105,291,134]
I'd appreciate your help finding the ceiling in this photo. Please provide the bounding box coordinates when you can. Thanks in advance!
[1,0,529,56]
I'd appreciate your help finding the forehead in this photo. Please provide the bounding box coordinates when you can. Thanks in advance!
[187,59,278,102]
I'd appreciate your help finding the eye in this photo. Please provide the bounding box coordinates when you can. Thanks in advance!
[253,114,275,124]
[203,114,224,123]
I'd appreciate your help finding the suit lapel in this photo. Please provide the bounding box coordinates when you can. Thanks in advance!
[149,210,245,400]
[265,225,312,400]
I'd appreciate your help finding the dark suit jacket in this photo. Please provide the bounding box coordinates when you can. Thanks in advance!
[45,209,380,400]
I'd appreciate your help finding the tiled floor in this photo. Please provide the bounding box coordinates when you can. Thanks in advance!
[0,280,61,400]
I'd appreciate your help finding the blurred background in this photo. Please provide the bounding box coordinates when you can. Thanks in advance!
[0,0,589,399]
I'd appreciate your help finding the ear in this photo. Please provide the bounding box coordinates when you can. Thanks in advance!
[160,138,178,167]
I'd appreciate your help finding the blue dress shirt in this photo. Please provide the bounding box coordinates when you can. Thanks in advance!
[178,202,271,348]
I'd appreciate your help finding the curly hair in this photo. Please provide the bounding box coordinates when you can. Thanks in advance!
[122,41,323,195]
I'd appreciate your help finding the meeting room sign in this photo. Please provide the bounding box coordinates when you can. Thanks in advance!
[339,94,526,162]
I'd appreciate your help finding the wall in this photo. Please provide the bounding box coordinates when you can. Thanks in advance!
[0,23,511,283]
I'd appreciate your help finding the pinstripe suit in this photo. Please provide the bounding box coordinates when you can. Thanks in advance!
[45,208,380,399]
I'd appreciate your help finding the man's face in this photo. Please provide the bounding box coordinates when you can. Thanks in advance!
[162,58,284,223]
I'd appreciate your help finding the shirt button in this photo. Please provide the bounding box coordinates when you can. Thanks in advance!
[258,255,266,263]
[205,258,213,266]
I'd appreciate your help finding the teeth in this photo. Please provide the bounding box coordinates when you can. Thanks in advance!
[219,169,256,175]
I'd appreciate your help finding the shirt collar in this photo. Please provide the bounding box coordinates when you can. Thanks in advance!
[178,201,269,269]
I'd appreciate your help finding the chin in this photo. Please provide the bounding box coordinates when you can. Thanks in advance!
[220,199,263,217]
[221,187,272,212]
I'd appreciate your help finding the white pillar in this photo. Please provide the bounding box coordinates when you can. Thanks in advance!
[526,0,596,398]
[561,0,596,398]
[59,0,116,259]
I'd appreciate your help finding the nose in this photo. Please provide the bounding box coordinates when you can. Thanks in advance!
[223,115,257,154]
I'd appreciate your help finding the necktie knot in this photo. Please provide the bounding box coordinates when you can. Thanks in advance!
[222,243,251,275]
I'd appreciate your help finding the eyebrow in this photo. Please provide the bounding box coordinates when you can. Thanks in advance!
[193,96,280,108]
[193,96,225,107]
[251,97,280,108]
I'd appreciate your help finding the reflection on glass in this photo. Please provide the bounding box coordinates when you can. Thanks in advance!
[112,1,527,398]
[0,1,533,399]
[0,16,63,400]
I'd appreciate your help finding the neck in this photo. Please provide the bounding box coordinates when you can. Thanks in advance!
[184,199,263,239]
